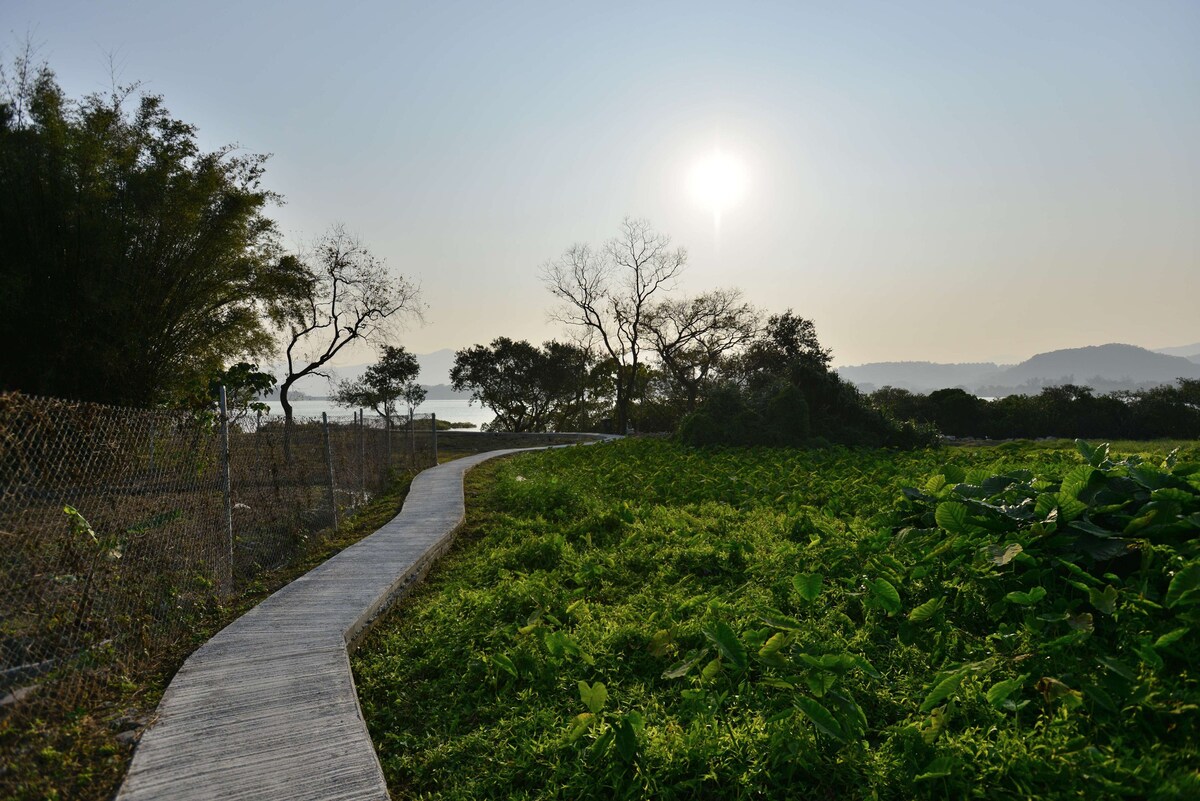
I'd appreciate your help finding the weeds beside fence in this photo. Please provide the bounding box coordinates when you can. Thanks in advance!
[0,392,437,739]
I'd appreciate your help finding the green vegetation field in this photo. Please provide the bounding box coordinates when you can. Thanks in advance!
[353,439,1200,800]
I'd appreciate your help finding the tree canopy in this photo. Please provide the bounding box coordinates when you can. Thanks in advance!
[332,345,423,422]
[0,53,304,406]
[450,338,592,432]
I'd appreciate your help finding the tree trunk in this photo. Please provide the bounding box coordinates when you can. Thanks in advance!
[279,376,296,459]
[620,360,640,434]
[614,376,628,434]
[279,376,297,423]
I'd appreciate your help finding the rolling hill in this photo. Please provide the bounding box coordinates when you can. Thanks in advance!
[839,343,1200,395]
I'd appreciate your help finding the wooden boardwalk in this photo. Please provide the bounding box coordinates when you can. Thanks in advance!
[116,448,539,801]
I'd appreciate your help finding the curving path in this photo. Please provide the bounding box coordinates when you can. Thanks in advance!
[116,447,553,801]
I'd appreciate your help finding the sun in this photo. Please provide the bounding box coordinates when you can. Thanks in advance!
[688,149,748,220]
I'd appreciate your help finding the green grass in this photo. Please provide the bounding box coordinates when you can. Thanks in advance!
[353,438,1200,800]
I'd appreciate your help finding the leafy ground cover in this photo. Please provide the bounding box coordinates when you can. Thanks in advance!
[354,438,1200,800]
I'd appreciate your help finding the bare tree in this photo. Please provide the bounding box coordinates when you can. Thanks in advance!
[645,288,761,412]
[542,218,685,432]
[276,225,423,423]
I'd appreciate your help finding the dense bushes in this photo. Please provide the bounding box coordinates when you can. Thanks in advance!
[872,381,1200,440]
[674,312,936,448]
[678,366,934,449]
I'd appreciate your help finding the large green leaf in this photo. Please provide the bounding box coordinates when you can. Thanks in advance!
[1062,465,1102,501]
[661,648,709,679]
[1075,439,1110,468]
[794,696,845,742]
[935,501,969,534]
[578,680,607,714]
[942,464,967,484]
[1005,586,1047,605]
[871,578,902,615]
[793,573,824,602]
[760,610,803,630]
[614,718,638,762]
[852,654,883,679]
[915,756,956,781]
[1151,487,1196,504]
[703,621,748,670]
[1087,585,1118,615]
[701,658,724,682]
[1155,627,1189,648]
[1057,495,1088,522]
[1069,519,1121,538]
[566,712,595,741]
[986,675,1028,708]
[920,669,968,712]
[1166,563,1200,608]
[799,652,859,674]
[491,653,518,678]
[804,671,838,696]
[758,632,791,661]
[1034,493,1059,519]
[907,597,944,623]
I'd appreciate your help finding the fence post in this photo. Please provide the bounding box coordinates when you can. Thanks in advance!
[322,412,338,532]
[359,408,366,498]
[386,412,393,480]
[431,413,438,465]
[218,385,234,595]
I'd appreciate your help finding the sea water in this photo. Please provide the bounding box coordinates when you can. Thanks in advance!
[261,398,494,428]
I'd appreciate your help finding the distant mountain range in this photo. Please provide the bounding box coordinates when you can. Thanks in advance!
[838,343,1200,396]
[1153,342,1200,363]
[836,361,1007,393]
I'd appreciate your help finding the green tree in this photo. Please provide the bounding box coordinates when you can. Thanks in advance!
[450,338,592,432]
[682,311,929,448]
[0,52,304,405]
[176,361,277,424]
[332,345,423,425]
[926,387,987,437]
[739,309,832,381]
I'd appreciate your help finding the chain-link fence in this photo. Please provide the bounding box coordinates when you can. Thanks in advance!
[0,392,437,733]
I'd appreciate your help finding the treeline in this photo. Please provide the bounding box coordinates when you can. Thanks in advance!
[450,214,1200,445]
[449,219,930,447]
[870,382,1200,441]
[450,315,932,448]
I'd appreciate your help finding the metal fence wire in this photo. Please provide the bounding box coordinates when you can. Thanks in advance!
[0,392,437,732]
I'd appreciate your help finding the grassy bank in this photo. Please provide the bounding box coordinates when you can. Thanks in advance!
[353,438,1200,800]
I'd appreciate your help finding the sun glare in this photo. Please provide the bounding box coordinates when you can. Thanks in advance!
[688,149,748,223]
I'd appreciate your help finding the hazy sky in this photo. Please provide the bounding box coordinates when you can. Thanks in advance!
[7,1,1198,367]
